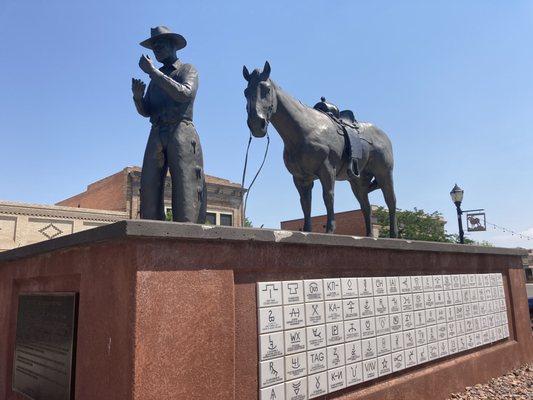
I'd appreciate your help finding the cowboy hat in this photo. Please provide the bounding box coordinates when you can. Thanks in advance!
[140,26,187,50]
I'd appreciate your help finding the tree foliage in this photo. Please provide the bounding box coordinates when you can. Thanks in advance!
[244,217,253,227]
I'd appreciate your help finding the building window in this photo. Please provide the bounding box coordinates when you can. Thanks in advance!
[206,212,217,225]
[220,213,233,226]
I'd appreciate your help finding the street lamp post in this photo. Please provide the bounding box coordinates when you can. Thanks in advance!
[450,184,465,244]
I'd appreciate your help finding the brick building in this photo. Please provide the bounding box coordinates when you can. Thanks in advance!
[0,167,245,252]
[57,166,245,227]
[281,208,381,237]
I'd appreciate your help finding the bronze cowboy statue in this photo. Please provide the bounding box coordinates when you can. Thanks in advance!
[132,26,206,223]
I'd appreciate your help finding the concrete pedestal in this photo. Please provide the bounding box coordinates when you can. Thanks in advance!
[0,221,531,399]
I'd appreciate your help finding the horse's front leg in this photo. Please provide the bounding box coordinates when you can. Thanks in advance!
[318,166,336,233]
[293,176,314,232]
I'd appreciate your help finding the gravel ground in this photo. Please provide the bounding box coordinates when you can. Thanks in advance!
[447,364,532,400]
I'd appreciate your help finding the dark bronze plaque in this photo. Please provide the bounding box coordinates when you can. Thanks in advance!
[12,293,78,400]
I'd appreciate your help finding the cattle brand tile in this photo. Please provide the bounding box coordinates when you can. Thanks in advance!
[416,344,429,364]
[388,294,401,314]
[359,297,375,318]
[345,340,362,364]
[399,276,412,293]
[304,279,324,302]
[377,354,392,377]
[285,328,306,355]
[260,331,285,360]
[362,358,378,381]
[404,347,417,367]
[327,344,346,369]
[341,278,358,298]
[306,325,326,350]
[373,277,387,296]
[259,306,284,334]
[323,278,341,300]
[344,319,361,342]
[389,313,402,333]
[282,280,304,305]
[307,348,327,374]
[258,281,283,307]
[376,315,391,336]
[260,357,285,388]
[374,296,389,315]
[391,331,404,352]
[357,277,373,297]
[376,334,392,356]
[346,362,363,386]
[403,329,415,349]
[260,383,285,400]
[361,337,377,360]
[411,276,423,293]
[305,302,324,326]
[360,317,376,339]
[283,304,305,330]
[307,371,328,399]
[326,322,344,345]
[325,300,343,323]
[285,377,306,400]
[327,366,346,392]
[285,352,307,380]
[392,350,405,372]
[386,276,400,294]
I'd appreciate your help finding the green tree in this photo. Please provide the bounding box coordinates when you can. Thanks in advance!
[374,207,491,245]
[244,217,253,227]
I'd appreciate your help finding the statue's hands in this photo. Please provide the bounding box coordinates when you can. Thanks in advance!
[131,78,146,99]
[139,54,156,75]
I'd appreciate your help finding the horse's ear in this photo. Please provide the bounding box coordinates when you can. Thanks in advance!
[260,61,271,81]
[243,65,251,81]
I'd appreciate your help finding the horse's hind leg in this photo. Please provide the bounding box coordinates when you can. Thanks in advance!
[349,178,372,236]
[318,166,336,233]
[293,176,314,232]
[376,170,398,238]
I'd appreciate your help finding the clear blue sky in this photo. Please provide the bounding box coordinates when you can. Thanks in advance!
[1,1,532,247]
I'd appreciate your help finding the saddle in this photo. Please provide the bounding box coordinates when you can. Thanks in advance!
[313,97,364,178]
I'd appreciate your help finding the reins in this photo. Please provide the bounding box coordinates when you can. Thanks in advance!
[241,131,270,218]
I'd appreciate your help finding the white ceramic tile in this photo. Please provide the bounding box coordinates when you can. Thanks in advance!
[360,317,376,339]
[428,342,439,361]
[445,306,456,322]
[284,304,305,330]
[327,344,345,369]
[259,306,284,334]
[342,298,359,320]
[413,293,425,311]
[391,331,404,352]
[470,288,479,302]
[323,278,342,300]
[491,287,498,300]
[285,352,307,380]
[464,318,474,333]
[460,274,470,288]
[373,277,387,296]
[433,275,444,290]
[438,340,449,358]
[466,333,475,349]
[468,274,477,288]
[461,289,471,304]
[455,305,464,320]
[444,290,454,306]
[341,278,358,298]
[307,348,327,374]
[489,327,496,343]
[327,366,346,392]
[306,325,326,350]
[376,334,392,356]
[442,275,452,291]
[305,302,324,326]
[386,276,400,294]
[307,371,328,399]
[260,332,285,361]
[357,277,373,297]
[425,308,437,325]
[402,312,414,331]
[345,340,363,364]
[436,307,446,324]
[285,377,306,400]
[423,275,434,292]
[434,291,445,307]
[452,275,461,290]
[475,274,484,288]
[346,362,363,386]
[503,324,509,338]
[325,300,343,323]
[446,322,456,338]
[414,310,426,328]
[457,335,467,352]
[411,276,423,293]
[388,295,401,314]
[484,287,492,301]
[424,292,435,308]
[304,279,324,302]
[400,294,414,312]
[474,332,482,347]
[376,315,391,336]
[344,319,361,342]
[389,313,402,333]
[285,328,306,355]
[282,280,304,305]
[455,320,465,336]
[362,358,378,381]
[477,287,485,302]
[359,297,375,318]
[437,323,448,341]
[483,274,491,287]
[260,383,285,400]
[399,276,412,293]
[377,354,393,377]
[415,327,427,346]
[392,350,405,372]
[258,282,283,308]
[464,304,472,319]
[416,345,428,364]
[453,289,463,305]
[471,303,479,317]
[361,337,377,360]
[403,329,415,349]
[326,322,344,345]
[426,325,438,344]
[260,357,285,388]
[374,296,389,315]
[404,347,417,367]
[482,330,490,345]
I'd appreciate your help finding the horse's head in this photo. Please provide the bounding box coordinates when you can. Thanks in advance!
[243,61,277,138]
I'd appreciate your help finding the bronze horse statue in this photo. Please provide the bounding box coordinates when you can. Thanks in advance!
[243,61,398,237]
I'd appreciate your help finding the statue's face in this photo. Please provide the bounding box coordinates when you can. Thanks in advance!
[152,38,175,63]
[243,62,274,138]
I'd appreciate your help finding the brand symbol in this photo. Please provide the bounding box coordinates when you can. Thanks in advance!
[348,323,356,333]
[287,283,299,295]
[291,357,300,369]
[312,328,322,339]
[331,370,343,381]
[349,364,358,377]
[289,308,300,318]
[268,310,275,323]
[309,282,319,293]
[291,381,301,395]
[268,336,277,351]
[347,279,353,289]
[381,358,389,370]
[327,281,337,292]
[365,320,371,330]
[311,351,324,362]
[262,284,279,299]
[269,361,278,377]
[364,361,376,372]
[376,279,383,288]
[329,303,339,312]
[347,300,356,313]
[311,304,320,316]
[315,376,321,389]
[331,325,339,336]
[269,388,277,400]
[290,332,301,343]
